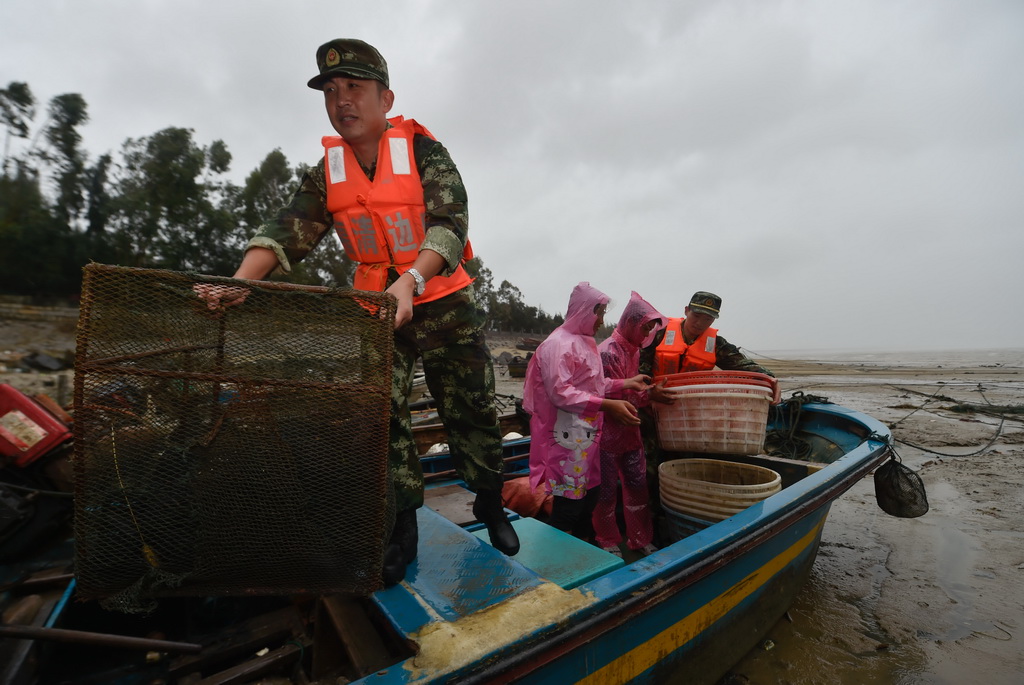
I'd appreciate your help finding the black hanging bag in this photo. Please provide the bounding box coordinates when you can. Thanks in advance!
[874,447,929,518]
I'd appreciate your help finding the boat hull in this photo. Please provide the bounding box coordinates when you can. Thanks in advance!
[3,401,888,684]
[493,506,829,684]
[357,402,890,684]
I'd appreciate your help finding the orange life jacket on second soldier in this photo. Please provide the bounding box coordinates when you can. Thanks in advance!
[322,116,473,303]
[653,317,718,377]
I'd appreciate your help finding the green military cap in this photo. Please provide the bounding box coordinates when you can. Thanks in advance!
[688,291,722,319]
[307,39,389,90]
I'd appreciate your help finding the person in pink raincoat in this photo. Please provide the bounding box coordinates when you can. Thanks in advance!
[523,282,651,537]
[592,292,675,557]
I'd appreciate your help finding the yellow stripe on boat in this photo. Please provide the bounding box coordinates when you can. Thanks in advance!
[579,518,826,684]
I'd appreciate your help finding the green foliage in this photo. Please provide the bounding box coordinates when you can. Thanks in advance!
[207,139,232,175]
[0,85,87,297]
[464,255,493,315]
[0,165,76,296]
[0,81,552,324]
[84,154,112,236]
[44,93,90,229]
[104,127,248,273]
[1,82,36,174]
[472,274,559,333]
[227,152,354,287]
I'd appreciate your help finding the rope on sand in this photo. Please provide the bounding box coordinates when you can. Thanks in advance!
[889,384,1009,457]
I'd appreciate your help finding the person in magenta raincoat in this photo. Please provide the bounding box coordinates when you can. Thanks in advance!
[523,282,651,537]
[592,292,674,556]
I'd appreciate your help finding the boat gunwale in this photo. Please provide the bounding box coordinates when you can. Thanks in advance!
[415,403,892,684]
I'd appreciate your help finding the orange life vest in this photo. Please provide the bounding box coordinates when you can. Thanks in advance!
[653,317,718,377]
[323,116,472,303]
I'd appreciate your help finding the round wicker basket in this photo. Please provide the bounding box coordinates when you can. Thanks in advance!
[658,458,781,522]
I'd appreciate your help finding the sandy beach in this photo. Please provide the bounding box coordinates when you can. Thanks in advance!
[2,318,1022,683]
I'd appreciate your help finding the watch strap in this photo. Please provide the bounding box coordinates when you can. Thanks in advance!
[406,268,426,296]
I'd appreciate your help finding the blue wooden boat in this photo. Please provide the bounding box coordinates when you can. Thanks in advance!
[1,397,891,684]
[354,399,891,684]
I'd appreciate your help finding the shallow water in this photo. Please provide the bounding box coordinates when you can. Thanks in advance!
[762,348,1024,369]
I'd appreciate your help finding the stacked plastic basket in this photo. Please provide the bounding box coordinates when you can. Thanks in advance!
[654,371,778,454]
[659,458,782,540]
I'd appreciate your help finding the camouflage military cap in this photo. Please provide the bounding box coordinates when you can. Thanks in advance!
[307,39,389,90]
[687,291,722,319]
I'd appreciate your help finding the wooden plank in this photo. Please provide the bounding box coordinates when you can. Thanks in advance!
[424,485,476,526]
[311,600,347,679]
[192,642,302,685]
[722,453,826,487]
[762,454,819,469]
[317,595,394,678]
[0,624,201,652]
[414,412,527,455]
[168,605,304,677]
[0,593,60,685]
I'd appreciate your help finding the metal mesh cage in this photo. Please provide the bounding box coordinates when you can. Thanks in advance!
[73,264,396,610]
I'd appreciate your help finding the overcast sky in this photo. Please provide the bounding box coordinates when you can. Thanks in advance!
[3,0,1022,353]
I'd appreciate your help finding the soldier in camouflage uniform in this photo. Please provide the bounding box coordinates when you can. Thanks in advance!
[638,291,775,491]
[638,291,774,379]
[204,39,519,586]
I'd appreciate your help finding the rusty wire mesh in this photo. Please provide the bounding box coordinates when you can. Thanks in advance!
[72,264,396,610]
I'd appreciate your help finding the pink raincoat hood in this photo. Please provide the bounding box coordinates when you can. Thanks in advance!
[611,291,665,349]
[597,291,664,454]
[523,281,612,418]
[560,282,609,336]
[523,282,621,498]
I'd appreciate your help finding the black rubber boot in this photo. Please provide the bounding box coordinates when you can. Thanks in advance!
[382,508,419,587]
[381,542,406,587]
[473,490,520,556]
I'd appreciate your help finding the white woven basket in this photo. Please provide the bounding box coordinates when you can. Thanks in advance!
[655,383,772,455]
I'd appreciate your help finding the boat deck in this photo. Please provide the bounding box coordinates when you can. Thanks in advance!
[374,492,624,637]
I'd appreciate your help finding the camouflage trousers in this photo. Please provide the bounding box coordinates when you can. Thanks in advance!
[389,285,504,511]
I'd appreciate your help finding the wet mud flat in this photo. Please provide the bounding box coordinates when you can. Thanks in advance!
[722,350,1024,685]
[490,347,1024,683]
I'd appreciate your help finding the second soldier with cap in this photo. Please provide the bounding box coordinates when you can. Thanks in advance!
[640,291,774,379]
[636,291,775,500]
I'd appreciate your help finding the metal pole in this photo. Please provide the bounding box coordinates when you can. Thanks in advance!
[0,624,202,653]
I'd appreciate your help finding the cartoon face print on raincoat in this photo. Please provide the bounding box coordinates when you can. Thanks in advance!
[550,409,598,497]
[524,282,622,499]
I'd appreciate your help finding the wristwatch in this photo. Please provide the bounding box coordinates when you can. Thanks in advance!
[406,268,426,296]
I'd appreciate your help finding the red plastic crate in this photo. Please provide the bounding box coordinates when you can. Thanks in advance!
[0,383,72,467]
